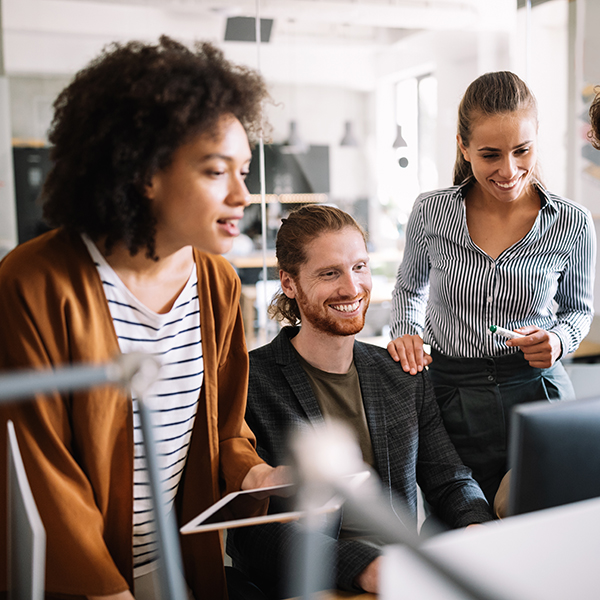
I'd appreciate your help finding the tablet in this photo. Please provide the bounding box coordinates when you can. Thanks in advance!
[180,471,370,534]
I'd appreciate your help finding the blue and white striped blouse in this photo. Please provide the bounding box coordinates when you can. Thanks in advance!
[82,236,203,577]
[391,181,596,358]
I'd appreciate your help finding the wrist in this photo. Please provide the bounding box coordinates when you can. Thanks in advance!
[240,463,271,490]
[549,330,564,361]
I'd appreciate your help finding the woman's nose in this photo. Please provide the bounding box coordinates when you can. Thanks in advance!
[228,176,251,207]
[498,155,518,179]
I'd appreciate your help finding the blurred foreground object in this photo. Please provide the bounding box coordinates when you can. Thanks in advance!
[290,421,508,600]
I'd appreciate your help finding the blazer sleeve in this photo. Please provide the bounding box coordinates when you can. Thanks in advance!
[227,515,383,597]
[0,252,130,594]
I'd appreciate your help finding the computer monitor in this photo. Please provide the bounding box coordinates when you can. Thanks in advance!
[508,397,600,516]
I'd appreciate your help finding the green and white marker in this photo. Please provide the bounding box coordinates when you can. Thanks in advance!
[489,325,525,340]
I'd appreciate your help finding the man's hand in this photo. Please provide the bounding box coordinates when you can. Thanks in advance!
[506,326,562,369]
[354,556,382,594]
[493,471,511,519]
[241,463,293,490]
[387,335,432,375]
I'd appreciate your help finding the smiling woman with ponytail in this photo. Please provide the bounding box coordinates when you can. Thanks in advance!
[387,71,595,506]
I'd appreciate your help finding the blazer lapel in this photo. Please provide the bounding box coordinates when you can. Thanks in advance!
[275,327,326,426]
[281,363,325,426]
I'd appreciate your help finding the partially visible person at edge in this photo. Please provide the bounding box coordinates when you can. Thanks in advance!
[0,36,288,600]
[388,71,596,505]
[589,86,600,150]
[227,205,493,599]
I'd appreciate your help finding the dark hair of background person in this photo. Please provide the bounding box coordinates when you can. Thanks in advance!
[453,70,543,186]
[269,204,367,326]
[42,35,269,260]
[589,87,600,150]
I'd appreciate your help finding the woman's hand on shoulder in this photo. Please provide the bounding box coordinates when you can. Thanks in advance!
[506,326,562,369]
[387,334,432,375]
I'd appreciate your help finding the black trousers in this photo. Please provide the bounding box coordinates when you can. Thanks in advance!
[226,566,270,600]
[428,349,574,504]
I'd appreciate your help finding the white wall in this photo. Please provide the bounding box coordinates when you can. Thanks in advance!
[368,28,511,249]
[513,1,569,198]
[265,82,372,202]
[0,76,17,250]
[9,75,71,141]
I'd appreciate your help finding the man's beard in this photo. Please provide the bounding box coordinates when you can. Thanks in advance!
[295,285,370,337]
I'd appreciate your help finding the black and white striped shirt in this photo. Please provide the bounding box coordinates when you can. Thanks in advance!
[82,236,203,577]
[391,181,596,358]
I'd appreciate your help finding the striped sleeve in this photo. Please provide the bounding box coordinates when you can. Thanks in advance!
[550,206,596,355]
[391,194,431,338]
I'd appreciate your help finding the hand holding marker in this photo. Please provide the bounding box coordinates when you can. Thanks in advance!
[489,325,525,340]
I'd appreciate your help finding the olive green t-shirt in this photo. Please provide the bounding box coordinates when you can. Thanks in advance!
[294,350,375,467]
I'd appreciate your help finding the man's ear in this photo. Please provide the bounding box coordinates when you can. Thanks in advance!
[280,271,297,299]
[457,135,470,162]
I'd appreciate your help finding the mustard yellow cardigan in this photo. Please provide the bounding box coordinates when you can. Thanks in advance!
[0,229,263,599]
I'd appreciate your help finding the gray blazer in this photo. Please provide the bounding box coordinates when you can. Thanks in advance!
[228,327,492,597]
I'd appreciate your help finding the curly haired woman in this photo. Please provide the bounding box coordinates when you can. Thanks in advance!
[589,86,600,150]
[0,36,286,600]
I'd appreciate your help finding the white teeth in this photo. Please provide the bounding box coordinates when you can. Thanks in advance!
[494,180,517,189]
[331,301,360,313]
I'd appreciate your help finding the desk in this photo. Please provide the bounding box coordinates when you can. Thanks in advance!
[382,496,600,600]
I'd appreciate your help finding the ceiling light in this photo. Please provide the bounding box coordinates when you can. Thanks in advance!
[340,121,359,147]
[392,124,408,148]
[281,120,308,154]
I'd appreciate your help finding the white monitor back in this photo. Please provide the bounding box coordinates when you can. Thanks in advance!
[7,420,46,600]
[381,496,600,600]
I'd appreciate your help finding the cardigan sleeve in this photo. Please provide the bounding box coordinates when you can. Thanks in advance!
[0,243,131,595]
[217,300,265,494]
[207,258,264,496]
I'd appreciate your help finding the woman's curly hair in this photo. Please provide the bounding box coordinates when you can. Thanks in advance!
[42,35,269,259]
[589,87,600,150]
